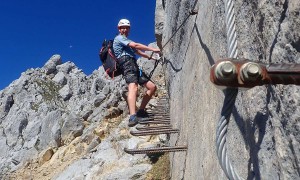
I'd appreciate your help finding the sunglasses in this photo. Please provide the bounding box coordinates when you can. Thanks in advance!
[119,26,130,30]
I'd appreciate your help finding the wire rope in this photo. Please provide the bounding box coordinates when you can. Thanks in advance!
[215,0,242,179]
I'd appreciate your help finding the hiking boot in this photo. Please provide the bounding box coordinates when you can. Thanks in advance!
[136,109,149,118]
[128,114,139,127]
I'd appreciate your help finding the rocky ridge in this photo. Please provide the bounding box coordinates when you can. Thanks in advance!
[0,42,167,179]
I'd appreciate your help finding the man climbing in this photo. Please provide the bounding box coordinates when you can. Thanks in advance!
[113,18,161,127]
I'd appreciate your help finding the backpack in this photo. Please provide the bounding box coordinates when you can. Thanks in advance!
[99,39,122,78]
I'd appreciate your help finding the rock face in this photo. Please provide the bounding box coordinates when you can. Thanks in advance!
[1,1,299,179]
[0,52,165,179]
[156,0,300,179]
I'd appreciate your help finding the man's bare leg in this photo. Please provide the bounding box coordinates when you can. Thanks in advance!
[140,81,157,110]
[127,83,138,115]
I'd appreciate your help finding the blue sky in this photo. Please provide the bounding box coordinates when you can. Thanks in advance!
[0,0,157,90]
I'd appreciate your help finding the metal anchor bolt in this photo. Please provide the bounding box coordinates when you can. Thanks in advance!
[215,61,237,81]
[240,62,262,82]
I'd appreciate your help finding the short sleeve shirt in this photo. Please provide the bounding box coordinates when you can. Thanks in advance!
[113,34,137,59]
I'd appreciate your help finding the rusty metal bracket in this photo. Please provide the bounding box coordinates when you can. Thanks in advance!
[210,58,300,88]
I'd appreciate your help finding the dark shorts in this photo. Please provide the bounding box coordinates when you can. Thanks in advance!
[119,56,150,85]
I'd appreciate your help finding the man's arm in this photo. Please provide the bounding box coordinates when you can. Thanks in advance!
[135,50,157,60]
[128,42,160,53]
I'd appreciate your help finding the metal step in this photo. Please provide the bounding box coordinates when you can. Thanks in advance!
[147,115,170,118]
[139,120,171,125]
[147,113,170,117]
[130,129,179,136]
[148,117,171,120]
[156,105,169,107]
[147,111,169,115]
[151,108,169,111]
[139,117,170,121]
[124,146,187,154]
[136,125,173,131]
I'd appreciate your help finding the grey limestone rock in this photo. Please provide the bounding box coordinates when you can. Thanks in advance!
[2,95,14,114]
[52,72,67,85]
[43,54,62,75]
[61,113,84,142]
[56,61,76,74]
[155,0,165,49]
[38,110,63,150]
[58,85,72,101]
[93,93,106,107]
[157,0,300,179]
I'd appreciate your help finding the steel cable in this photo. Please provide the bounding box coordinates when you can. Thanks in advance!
[216,0,242,179]
[148,0,198,79]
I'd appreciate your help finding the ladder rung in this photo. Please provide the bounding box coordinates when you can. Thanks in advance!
[130,129,179,136]
[136,125,173,131]
[124,146,187,154]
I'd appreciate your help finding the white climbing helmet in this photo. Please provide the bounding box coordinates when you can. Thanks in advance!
[118,19,130,27]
